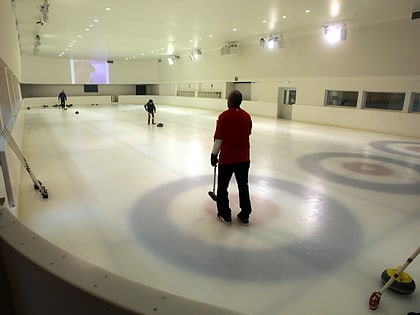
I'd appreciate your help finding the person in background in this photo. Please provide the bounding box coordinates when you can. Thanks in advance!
[58,90,67,110]
[210,90,253,225]
[144,99,156,125]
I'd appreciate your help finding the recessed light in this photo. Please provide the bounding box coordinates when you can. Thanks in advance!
[94,19,99,22]
[85,28,90,31]
[305,9,311,13]
[78,35,82,38]
[106,7,111,11]
[209,34,213,38]
[233,28,237,31]
[282,15,287,19]
[262,20,267,23]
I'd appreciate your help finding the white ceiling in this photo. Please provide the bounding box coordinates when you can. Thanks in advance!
[13,0,420,61]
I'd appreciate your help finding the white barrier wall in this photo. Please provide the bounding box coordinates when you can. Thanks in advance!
[23,91,420,138]
[0,206,247,315]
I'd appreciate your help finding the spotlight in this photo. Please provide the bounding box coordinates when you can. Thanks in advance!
[267,36,278,49]
[35,35,41,46]
[38,0,49,23]
[167,55,179,65]
[259,35,284,49]
[220,42,238,55]
[322,23,347,43]
[189,49,201,62]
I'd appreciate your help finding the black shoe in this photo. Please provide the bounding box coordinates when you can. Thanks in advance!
[217,214,232,224]
[152,122,156,125]
[237,214,249,226]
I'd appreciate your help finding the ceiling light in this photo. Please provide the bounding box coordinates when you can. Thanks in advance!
[38,0,49,23]
[34,35,41,46]
[167,55,179,65]
[322,23,347,43]
[259,35,285,49]
[220,42,238,55]
[305,9,311,13]
[330,1,340,17]
[189,49,202,62]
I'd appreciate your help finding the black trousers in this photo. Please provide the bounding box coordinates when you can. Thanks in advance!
[217,161,252,219]
[147,112,155,124]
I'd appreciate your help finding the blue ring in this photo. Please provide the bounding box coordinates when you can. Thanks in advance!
[129,175,361,281]
[297,152,420,194]
[370,140,420,159]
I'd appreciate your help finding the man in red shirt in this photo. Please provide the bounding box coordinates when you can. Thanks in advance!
[211,90,252,225]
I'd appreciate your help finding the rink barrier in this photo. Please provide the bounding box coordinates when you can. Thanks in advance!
[0,206,247,315]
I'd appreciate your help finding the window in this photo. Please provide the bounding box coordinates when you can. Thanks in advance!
[84,84,98,93]
[364,92,405,110]
[410,93,420,112]
[325,90,358,107]
[283,89,296,105]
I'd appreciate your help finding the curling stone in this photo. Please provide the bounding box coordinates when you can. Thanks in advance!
[26,107,30,110]
[75,111,79,114]
[381,268,416,295]
[157,123,164,127]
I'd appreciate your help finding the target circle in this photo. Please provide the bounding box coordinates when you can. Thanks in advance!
[298,152,420,194]
[370,141,420,159]
[129,175,361,281]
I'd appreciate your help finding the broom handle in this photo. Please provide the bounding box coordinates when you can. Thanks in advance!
[380,246,420,293]
[212,166,216,193]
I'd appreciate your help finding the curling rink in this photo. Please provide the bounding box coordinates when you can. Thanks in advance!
[17,104,420,315]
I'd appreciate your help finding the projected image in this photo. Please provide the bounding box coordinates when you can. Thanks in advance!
[70,59,109,84]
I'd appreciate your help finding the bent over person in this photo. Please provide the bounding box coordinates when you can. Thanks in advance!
[210,90,253,225]
[144,99,156,125]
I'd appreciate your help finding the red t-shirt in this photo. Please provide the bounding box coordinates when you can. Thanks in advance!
[214,107,252,165]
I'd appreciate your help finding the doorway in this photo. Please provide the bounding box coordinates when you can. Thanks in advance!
[277,87,296,119]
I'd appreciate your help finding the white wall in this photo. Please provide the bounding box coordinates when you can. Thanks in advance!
[21,55,159,84]
[156,19,420,101]
[0,0,21,79]
[16,18,420,137]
